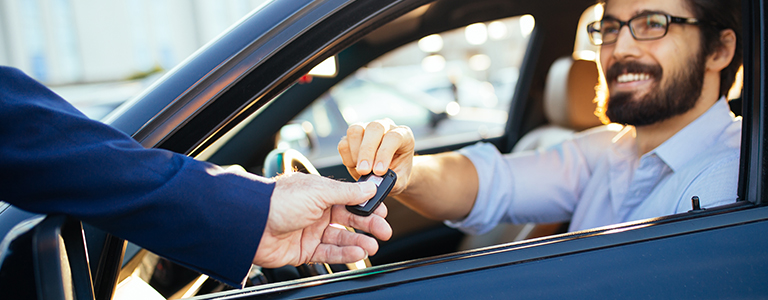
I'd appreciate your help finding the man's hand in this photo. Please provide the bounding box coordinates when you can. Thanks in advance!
[337,118,415,196]
[338,118,479,221]
[253,172,392,267]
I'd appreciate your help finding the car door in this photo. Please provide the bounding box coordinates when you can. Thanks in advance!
[241,12,542,265]
[104,0,590,296]
[2,0,766,299]
[120,0,768,296]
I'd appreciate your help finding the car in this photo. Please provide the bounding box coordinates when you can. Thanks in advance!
[1,0,767,299]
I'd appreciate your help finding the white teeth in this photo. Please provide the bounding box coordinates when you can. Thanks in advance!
[617,73,650,83]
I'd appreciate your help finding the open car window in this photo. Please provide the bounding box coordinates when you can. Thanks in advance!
[278,15,534,167]
[112,13,538,299]
[97,0,755,299]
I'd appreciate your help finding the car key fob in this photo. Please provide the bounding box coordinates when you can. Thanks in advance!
[346,169,397,216]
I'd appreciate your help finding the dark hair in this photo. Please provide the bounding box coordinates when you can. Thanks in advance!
[599,0,742,97]
[685,0,742,97]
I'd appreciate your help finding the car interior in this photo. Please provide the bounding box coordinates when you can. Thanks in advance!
[2,0,747,299]
[106,2,618,298]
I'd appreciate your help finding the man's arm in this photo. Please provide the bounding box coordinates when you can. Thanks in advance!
[0,66,392,288]
[395,153,478,221]
[338,119,479,221]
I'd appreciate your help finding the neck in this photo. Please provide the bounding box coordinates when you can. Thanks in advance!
[633,79,721,156]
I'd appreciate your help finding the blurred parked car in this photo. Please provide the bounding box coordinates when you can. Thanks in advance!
[280,76,508,166]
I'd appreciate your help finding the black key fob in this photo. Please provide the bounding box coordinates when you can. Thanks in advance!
[346,169,397,216]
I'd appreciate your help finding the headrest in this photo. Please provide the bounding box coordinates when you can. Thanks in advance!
[542,57,602,131]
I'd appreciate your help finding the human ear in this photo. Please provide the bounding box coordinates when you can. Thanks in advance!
[706,29,737,72]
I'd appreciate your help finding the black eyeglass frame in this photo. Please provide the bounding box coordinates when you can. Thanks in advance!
[586,13,717,46]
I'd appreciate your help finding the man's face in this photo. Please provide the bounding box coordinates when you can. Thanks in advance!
[599,0,706,126]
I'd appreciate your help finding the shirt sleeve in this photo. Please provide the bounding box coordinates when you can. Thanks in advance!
[0,66,272,287]
[445,139,592,235]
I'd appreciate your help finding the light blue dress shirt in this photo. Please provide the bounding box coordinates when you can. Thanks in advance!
[448,99,742,234]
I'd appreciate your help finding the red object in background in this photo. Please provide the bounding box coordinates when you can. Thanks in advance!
[299,75,313,84]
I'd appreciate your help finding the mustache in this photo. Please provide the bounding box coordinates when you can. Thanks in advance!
[604,61,663,82]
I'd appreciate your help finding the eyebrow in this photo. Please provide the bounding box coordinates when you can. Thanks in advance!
[602,9,671,20]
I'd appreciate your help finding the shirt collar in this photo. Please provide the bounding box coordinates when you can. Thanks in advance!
[608,97,735,171]
[653,97,735,172]
[610,124,636,159]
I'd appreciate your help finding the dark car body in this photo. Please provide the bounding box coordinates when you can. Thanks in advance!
[1,0,767,299]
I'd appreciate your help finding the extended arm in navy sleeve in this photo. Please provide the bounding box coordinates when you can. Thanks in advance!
[0,66,272,286]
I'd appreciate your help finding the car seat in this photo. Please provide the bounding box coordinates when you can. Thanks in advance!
[458,4,605,250]
[458,56,602,250]
[513,57,602,152]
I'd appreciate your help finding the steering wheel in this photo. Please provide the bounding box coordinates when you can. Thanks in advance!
[263,148,320,177]
[262,148,372,279]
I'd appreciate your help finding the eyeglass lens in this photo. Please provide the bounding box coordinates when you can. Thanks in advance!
[593,13,669,45]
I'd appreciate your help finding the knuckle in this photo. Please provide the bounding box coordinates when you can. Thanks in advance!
[366,121,386,133]
[359,137,382,149]
[384,129,405,140]
[347,124,365,136]
[397,125,414,135]
[337,138,349,151]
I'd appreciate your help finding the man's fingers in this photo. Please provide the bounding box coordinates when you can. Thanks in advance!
[308,226,379,264]
[372,202,388,219]
[310,244,368,265]
[331,205,392,241]
[342,119,397,176]
[356,121,388,175]
[346,123,366,165]
[322,225,379,255]
[373,126,413,175]
[320,178,377,207]
[338,136,356,169]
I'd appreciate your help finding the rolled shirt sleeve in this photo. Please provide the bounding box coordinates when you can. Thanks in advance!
[445,125,624,234]
[444,103,740,234]
[446,141,590,234]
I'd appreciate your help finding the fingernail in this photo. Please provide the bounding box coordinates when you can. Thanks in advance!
[358,160,370,171]
[359,182,376,195]
[374,162,385,173]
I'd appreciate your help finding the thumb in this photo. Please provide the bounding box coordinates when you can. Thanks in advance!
[323,180,377,206]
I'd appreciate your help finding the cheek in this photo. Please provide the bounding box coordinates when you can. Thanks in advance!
[651,38,695,69]
[598,47,612,73]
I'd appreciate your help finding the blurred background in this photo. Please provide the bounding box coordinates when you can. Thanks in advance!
[0,0,536,166]
[0,0,271,119]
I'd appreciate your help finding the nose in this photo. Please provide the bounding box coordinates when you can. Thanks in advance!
[609,25,642,60]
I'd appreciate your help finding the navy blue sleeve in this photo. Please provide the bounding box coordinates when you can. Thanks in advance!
[0,66,274,287]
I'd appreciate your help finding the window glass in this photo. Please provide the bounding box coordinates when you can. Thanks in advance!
[280,15,534,166]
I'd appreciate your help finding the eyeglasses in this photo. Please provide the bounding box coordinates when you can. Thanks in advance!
[587,12,711,46]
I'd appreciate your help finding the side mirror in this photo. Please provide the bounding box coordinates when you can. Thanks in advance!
[307,56,338,78]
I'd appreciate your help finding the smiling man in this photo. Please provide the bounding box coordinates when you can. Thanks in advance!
[337,0,742,234]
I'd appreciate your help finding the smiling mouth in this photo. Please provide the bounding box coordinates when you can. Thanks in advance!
[616,73,651,83]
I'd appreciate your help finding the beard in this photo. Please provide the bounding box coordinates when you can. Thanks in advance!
[604,51,706,126]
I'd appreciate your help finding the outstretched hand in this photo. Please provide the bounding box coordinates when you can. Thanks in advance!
[338,118,415,196]
[252,172,392,267]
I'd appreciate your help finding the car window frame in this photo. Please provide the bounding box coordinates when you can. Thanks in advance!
[65,0,768,297]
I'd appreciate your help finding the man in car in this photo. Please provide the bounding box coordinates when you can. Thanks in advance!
[338,0,741,235]
[0,66,392,288]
